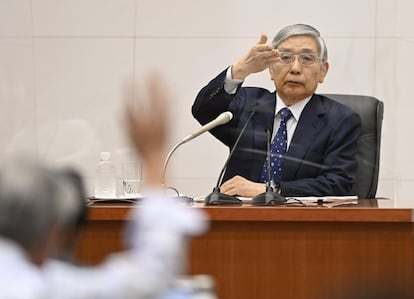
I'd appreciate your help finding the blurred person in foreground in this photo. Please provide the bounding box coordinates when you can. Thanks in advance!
[192,24,361,198]
[0,75,208,298]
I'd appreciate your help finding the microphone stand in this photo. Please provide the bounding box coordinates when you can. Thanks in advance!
[252,129,286,206]
[161,141,193,203]
[161,111,233,203]
[162,141,184,185]
[205,106,259,205]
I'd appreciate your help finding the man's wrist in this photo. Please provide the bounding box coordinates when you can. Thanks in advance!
[231,63,249,80]
[224,66,244,94]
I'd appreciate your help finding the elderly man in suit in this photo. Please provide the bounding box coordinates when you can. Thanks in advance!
[192,24,361,198]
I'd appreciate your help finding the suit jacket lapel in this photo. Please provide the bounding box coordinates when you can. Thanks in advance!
[283,94,327,180]
[250,92,277,180]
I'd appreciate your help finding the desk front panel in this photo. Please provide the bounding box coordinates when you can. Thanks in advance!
[76,202,414,299]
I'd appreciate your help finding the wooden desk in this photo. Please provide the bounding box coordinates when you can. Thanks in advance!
[75,200,414,299]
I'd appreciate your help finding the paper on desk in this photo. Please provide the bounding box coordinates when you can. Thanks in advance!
[288,195,358,202]
[299,197,358,208]
[239,195,358,206]
[194,195,358,207]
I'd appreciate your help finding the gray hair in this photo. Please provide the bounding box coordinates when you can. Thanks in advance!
[0,157,84,251]
[271,24,328,62]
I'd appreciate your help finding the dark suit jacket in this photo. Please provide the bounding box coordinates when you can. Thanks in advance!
[192,69,362,197]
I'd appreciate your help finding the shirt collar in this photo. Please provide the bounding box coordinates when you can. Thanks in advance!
[275,94,312,121]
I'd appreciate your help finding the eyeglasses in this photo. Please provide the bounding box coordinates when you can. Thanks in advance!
[278,52,321,66]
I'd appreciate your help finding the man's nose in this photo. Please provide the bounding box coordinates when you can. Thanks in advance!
[289,57,302,74]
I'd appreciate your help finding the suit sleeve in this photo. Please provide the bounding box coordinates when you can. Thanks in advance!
[192,68,243,147]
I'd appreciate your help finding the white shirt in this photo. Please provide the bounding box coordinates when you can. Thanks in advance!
[224,66,311,149]
[0,194,208,299]
[0,237,48,299]
[272,95,310,148]
[45,194,208,299]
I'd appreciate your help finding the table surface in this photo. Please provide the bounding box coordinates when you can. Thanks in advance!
[85,198,414,222]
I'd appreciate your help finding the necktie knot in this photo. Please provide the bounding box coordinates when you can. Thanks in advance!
[280,108,292,122]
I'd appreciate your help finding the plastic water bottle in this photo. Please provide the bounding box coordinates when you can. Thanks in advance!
[94,152,116,198]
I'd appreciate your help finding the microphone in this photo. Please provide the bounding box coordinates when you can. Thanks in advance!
[251,128,286,205]
[205,104,259,205]
[162,111,233,184]
[182,111,233,143]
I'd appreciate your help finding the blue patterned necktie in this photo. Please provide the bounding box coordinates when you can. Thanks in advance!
[261,108,293,182]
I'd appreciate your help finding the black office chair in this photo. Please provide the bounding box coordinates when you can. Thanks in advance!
[322,94,384,199]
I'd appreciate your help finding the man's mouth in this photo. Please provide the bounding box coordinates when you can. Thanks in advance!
[285,80,302,85]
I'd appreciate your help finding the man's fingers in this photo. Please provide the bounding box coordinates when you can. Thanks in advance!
[257,34,268,45]
[221,176,243,195]
[221,185,236,196]
[220,179,233,193]
[254,34,272,52]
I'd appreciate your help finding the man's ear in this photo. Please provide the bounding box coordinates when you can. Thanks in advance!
[268,65,275,80]
[319,61,329,83]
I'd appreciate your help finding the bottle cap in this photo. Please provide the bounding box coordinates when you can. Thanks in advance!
[192,275,215,291]
[100,152,111,161]
[173,275,215,292]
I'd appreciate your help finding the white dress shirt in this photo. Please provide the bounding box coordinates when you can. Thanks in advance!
[224,66,311,149]
[0,194,208,299]
[0,237,48,298]
[44,194,208,299]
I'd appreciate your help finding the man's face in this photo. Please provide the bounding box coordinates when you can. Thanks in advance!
[269,35,329,105]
